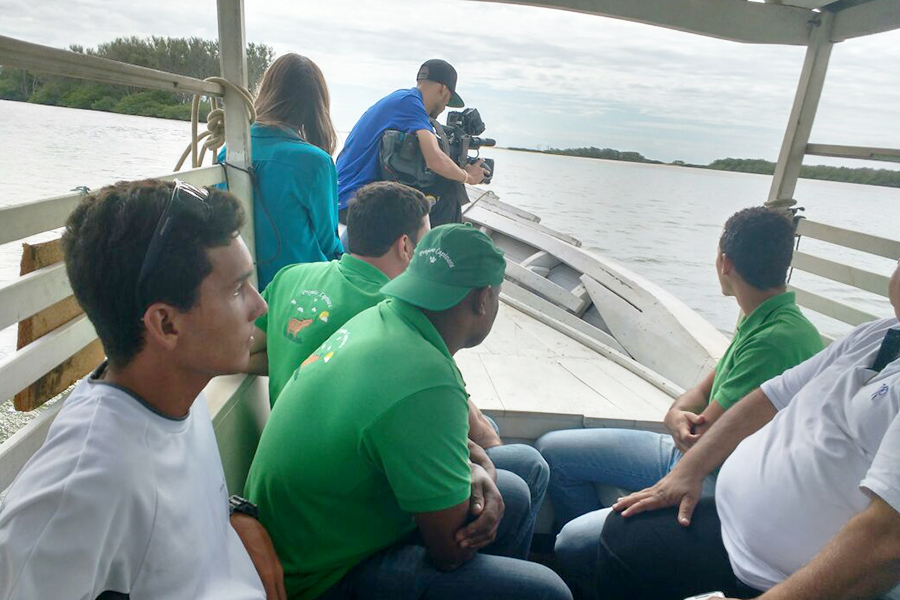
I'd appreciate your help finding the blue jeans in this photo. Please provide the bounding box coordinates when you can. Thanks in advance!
[536,428,716,528]
[319,469,571,599]
[486,443,549,549]
[555,501,760,600]
[482,415,550,548]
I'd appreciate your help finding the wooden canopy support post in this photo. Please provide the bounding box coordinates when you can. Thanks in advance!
[216,0,256,277]
[766,11,835,212]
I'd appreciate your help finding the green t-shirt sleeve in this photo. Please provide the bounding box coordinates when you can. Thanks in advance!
[360,386,471,514]
[713,338,806,410]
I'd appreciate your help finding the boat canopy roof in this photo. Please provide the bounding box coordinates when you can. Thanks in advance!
[473,0,900,45]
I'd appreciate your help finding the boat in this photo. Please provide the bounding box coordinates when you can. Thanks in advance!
[1,0,899,532]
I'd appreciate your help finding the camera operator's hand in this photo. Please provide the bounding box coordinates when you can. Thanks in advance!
[464,159,489,185]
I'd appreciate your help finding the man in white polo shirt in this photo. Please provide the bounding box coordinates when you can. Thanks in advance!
[590,258,900,600]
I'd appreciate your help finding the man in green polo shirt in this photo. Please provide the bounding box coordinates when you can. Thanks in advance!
[245,224,572,600]
[247,181,551,536]
[246,181,431,405]
[537,206,823,571]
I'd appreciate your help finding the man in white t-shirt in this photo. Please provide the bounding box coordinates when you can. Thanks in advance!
[586,258,900,600]
[0,179,282,600]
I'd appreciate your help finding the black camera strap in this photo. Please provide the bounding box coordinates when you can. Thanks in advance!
[430,118,452,157]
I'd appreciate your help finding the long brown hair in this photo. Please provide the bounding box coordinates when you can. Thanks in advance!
[254,54,337,155]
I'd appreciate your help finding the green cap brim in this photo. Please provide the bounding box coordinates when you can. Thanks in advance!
[381,271,473,311]
[447,92,464,108]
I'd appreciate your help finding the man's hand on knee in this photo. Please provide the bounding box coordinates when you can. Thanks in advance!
[455,463,505,550]
[612,466,704,526]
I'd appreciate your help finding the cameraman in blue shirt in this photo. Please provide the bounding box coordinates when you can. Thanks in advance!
[336,59,488,227]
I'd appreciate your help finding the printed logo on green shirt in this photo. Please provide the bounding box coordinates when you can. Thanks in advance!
[299,328,351,370]
[284,291,333,343]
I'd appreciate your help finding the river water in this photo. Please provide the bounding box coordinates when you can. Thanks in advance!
[2,100,899,433]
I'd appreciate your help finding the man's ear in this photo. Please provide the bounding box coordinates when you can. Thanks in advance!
[396,234,414,263]
[141,303,183,352]
[473,287,490,316]
[719,252,734,276]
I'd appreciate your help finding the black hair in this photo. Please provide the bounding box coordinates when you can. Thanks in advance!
[62,179,245,367]
[347,182,431,257]
[719,206,795,290]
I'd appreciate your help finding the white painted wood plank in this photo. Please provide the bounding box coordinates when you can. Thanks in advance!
[766,12,834,209]
[558,358,666,423]
[0,315,97,405]
[476,303,563,358]
[0,400,64,493]
[796,219,900,261]
[832,0,900,41]
[500,304,599,359]
[0,263,71,331]
[581,274,717,389]
[501,282,630,355]
[478,355,634,429]
[217,0,256,266]
[582,357,677,414]
[805,144,900,164]
[791,251,890,297]
[0,165,225,245]
[501,288,684,399]
[467,205,728,365]
[789,285,882,326]
[504,261,585,314]
[455,352,505,412]
[0,35,224,96]
[472,0,813,45]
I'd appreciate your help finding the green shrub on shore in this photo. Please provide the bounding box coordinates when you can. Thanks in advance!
[0,36,273,122]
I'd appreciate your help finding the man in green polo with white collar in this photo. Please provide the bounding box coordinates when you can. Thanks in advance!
[541,206,824,599]
[245,224,572,600]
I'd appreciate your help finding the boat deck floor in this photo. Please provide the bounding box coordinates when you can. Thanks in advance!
[457,302,674,440]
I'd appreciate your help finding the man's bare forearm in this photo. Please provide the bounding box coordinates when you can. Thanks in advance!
[755,497,900,600]
[468,400,501,449]
[675,387,776,478]
[670,369,715,413]
[468,440,497,482]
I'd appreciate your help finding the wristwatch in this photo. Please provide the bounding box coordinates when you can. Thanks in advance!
[229,495,260,520]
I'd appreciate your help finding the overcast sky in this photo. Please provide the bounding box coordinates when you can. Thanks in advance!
[2,0,898,165]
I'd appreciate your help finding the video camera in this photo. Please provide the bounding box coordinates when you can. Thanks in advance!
[438,108,496,184]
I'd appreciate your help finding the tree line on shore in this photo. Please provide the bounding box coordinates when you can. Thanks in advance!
[508,147,900,189]
[0,36,274,120]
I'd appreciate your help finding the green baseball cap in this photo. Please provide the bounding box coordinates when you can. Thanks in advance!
[381,223,506,311]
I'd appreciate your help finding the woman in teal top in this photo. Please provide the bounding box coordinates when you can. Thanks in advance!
[222,54,343,289]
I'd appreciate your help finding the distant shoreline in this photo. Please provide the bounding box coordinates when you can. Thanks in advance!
[505,146,900,189]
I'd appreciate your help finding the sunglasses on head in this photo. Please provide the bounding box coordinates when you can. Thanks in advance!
[135,179,212,320]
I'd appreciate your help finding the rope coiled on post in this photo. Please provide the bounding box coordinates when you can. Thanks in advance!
[174,76,256,171]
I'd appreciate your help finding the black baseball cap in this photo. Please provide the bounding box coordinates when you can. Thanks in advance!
[416,59,464,108]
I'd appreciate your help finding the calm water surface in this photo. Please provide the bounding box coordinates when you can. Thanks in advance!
[2,100,899,424]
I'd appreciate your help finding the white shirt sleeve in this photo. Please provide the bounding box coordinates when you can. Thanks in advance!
[761,324,860,411]
[0,405,156,600]
[861,411,900,515]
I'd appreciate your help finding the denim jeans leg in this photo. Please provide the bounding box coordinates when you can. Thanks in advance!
[335,541,573,600]
[536,428,680,527]
[485,469,534,559]
[485,443,550,533]
[554,508,610,600]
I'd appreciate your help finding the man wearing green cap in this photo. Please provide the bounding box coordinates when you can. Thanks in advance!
[245,224,572,600]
